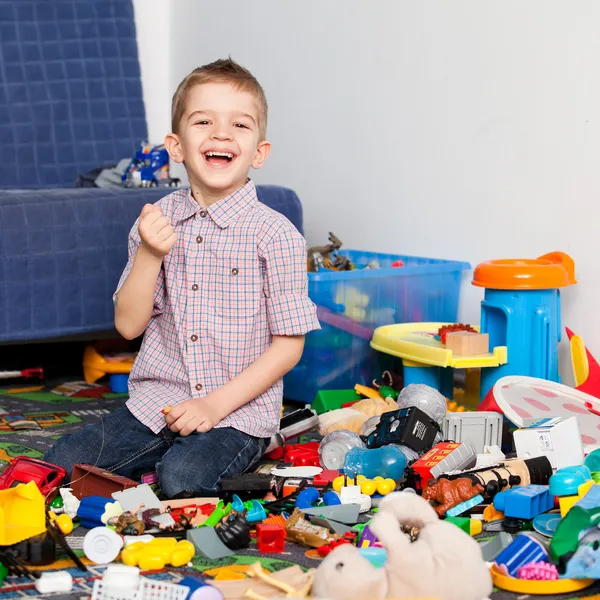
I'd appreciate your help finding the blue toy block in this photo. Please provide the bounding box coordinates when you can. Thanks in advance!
[493,485,553,519]
[495,533,548,577]
[109,373,129,393]
[446,494,484,517]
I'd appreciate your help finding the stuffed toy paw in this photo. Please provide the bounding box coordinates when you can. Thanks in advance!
[312,543,388,600]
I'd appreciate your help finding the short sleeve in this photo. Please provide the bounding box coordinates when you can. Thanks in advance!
[262,225,321,336]
[113,220,165,317]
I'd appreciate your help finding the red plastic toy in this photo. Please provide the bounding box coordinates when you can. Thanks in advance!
[0,457,66,500]
[438,323,477,344]
[283,442,321,467]
[256,524,286,553]
[317,538,352,557]
[312,470,340,486]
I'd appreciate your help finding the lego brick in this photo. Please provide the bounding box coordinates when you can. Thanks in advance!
[446,331,489,356]
[256,524,285,553]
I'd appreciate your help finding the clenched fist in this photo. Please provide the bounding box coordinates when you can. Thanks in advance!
[138,204,177,258]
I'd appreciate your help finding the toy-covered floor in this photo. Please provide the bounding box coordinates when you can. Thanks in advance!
[0,385,597,599]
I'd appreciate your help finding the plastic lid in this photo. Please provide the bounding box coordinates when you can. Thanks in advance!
[83,527,123,564]
[472,252,576,290]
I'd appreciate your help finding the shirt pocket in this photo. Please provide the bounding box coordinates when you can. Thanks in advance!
[214,254,262,318]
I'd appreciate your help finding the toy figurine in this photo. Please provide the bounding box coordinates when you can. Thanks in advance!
[421,477,484,517]
[215,510,251,550]
[107,504,184,536]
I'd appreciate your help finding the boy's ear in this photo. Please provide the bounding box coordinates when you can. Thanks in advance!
[164,133,184,163]
[251,140,271,170]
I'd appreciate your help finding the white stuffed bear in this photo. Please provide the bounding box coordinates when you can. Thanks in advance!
[312,491,492,600]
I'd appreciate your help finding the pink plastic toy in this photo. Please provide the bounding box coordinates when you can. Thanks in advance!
[517,561,559,581]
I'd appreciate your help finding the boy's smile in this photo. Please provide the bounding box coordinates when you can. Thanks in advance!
[165,82,271,205]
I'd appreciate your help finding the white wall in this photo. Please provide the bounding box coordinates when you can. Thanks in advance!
[137,0,600,382]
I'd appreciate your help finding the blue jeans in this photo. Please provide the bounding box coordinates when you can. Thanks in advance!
[44,407,269,498]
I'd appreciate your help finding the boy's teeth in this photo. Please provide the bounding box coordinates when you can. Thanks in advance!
[206,151,233,158]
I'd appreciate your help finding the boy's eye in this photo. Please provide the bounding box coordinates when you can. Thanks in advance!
[194,120,209,125]
[234,123,250,129]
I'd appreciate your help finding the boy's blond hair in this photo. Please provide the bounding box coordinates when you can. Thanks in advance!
[171,58,268,141]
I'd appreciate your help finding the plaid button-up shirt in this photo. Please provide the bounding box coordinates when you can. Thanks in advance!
[114,180,320,438]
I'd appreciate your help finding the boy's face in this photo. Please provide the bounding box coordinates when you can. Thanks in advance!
[166,82,270,202]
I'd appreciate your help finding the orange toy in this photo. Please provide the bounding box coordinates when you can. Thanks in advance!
[82,346,135,384]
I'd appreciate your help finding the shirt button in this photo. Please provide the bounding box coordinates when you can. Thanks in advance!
[199,210,207,218]
[191,284,199,291]
[196,235,203,244]
[231,267,239,276]
[195,383,203,391]
[190,334,198,342]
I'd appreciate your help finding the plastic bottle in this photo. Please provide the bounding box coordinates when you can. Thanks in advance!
[343,445,407,481]
[319,430,365,470]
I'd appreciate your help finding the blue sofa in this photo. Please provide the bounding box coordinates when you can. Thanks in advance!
[0,0,303,343]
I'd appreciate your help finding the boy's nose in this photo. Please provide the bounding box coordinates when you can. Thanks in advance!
[210,127,233,141]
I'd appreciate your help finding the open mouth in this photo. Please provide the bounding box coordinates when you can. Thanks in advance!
[203,151,236,167]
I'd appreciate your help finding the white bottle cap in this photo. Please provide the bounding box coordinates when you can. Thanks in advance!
[83,527,124,564]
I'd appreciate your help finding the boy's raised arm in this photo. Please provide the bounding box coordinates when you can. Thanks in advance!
[114,204,177,340]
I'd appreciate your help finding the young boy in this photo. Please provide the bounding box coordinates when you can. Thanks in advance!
[44,58,320,498]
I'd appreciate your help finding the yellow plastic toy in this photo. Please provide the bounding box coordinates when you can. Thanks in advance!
[0,481,46,545]
[332,475,396,496]
[121,537,195,570]
[49,511,74,535]
[83,346,135,384]
[490,564,593,594]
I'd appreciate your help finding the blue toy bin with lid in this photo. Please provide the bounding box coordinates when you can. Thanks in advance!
[283,249,471,403]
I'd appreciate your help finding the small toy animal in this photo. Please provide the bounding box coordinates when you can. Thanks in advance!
[421,477,484,516]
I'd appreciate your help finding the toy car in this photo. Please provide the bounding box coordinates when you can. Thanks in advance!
[122,142,180,188]
[0,457,66,500]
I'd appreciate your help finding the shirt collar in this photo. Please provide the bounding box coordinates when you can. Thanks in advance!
[173,179,257,228]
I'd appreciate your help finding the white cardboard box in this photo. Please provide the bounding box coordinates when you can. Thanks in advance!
[513,416,584,469]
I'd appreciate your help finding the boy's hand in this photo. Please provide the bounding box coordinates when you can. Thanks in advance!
[165,397,223,436]
[138,204,177,258]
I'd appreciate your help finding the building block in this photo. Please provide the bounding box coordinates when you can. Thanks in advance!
[445,331,489,356]
[311,390,362,415]
[256,524,285,553]
[494,485,553,519]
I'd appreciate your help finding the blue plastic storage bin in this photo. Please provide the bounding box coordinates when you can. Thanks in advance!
[283,250,470,403]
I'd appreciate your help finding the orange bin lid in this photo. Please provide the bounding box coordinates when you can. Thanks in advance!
[472,251,576,290]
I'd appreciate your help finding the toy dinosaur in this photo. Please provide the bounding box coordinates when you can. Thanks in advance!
[421,477,484,516]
